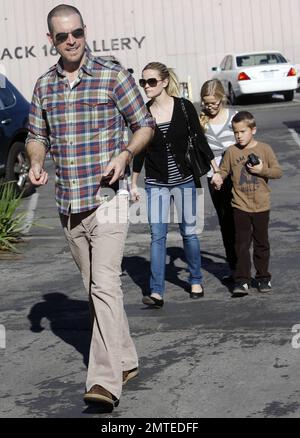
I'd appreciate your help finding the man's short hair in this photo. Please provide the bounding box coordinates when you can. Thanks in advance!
[232,111,256,129]
[47,4,84,34]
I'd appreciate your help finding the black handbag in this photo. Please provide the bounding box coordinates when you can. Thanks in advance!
[181,99,211,183]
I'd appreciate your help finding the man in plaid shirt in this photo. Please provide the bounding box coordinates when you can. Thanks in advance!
[26,4,154,411]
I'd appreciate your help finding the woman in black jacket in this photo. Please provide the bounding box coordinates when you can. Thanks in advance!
[131,62,222,307]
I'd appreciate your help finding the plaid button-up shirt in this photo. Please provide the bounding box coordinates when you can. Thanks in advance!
[26,50,154,215]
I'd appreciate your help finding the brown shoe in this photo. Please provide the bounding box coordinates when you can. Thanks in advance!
[84,385,119,407]
[123,367,139,385]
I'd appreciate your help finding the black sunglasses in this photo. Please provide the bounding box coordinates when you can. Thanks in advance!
[139,78,163,88]
[54,28,85,44]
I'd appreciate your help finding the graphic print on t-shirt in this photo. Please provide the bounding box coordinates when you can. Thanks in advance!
[237,155,260,193]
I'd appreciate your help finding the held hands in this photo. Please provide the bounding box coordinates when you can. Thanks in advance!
[211,173,223,191]
[29,164,48,186]
[247,159,263,175]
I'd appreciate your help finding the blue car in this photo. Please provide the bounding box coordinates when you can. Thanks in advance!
[0,75,34,196]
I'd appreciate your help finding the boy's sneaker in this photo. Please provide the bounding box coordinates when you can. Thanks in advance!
[232,282,249,297]
[258,280,272,293]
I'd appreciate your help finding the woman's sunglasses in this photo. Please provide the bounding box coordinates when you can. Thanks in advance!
[139,78,163,88]
[54,28,85,44]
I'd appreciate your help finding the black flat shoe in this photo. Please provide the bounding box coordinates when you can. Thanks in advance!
[190,286,204,299]
[142,295,164,308]
[151,297,164,308]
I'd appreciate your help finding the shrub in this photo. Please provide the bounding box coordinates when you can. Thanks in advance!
[0,182,25,252]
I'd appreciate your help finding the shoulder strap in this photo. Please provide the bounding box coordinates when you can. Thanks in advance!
[180,98,192,137]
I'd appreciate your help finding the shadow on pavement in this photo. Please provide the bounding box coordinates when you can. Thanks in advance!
[283,120,300,134]
[123,247,231,297]
[28,293,91,367]
[82,404,114,415]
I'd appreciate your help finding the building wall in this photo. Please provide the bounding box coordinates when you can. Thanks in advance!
[1,0,300,101]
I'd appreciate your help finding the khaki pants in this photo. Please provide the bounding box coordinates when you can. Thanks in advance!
[60,195,138,399]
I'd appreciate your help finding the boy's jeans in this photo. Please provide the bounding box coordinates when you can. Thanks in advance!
[145,181,203,296]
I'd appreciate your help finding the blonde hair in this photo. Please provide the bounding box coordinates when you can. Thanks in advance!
[199,79,227,131]
[142,62,180,97]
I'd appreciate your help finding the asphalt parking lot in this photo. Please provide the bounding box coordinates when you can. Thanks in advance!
[0,96,300,418]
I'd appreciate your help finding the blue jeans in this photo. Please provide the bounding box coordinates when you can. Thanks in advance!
[145,181,203,296]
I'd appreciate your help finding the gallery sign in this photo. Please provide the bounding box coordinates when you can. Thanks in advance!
[0,36,146,61]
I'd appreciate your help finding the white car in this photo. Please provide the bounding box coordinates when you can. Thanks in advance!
[296,64,300,91]
[211,51,298,104]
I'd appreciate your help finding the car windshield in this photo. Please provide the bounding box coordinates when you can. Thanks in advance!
[236,53,287,67]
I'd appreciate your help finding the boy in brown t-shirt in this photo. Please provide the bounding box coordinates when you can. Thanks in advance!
[212,111,282,297]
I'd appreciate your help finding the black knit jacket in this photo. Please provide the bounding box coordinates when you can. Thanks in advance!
[133,97,214,187]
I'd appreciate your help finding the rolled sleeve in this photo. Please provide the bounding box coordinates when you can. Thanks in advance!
[113,70,155,133]
[26,82,50,151]
[25,132,50,151]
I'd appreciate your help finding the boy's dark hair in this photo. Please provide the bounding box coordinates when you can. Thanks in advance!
[47,4,84,34]
[232,111,256,129]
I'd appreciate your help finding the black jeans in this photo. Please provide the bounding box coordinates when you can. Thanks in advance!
[233,208,271,284]
[208,177,237,271]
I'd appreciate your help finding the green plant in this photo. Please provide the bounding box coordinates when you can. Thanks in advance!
[0,182,26,252]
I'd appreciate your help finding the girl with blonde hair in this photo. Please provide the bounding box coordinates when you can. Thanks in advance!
[131,63,222,306]
[200,79,237,280]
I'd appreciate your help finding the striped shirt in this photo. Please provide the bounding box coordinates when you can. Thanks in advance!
[26,50,154,214]
[146,122,193,187]
[205,108,237,157]
[204,108,237,177]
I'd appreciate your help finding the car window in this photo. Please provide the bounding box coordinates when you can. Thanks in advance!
[236,53,287,67]
[225,56,233,70]
[220,57,227,70]
[0,87,16,109]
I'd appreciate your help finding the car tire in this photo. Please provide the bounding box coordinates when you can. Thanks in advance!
[283,90,294,102]
[5,141,35,198]
[229,85,238,105]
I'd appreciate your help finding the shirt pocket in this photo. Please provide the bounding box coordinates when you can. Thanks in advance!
[78,95,113,132]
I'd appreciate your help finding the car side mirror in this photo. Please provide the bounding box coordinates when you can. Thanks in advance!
[212,67,221,72]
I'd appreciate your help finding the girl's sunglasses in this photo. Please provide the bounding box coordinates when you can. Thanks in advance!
[139,78,163,88]
[54,28,85,44]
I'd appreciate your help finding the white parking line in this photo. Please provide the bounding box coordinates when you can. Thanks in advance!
[288,129,300,148]
[22,192,39,234]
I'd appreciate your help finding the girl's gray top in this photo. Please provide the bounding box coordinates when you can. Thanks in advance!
[205,108,237,158]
